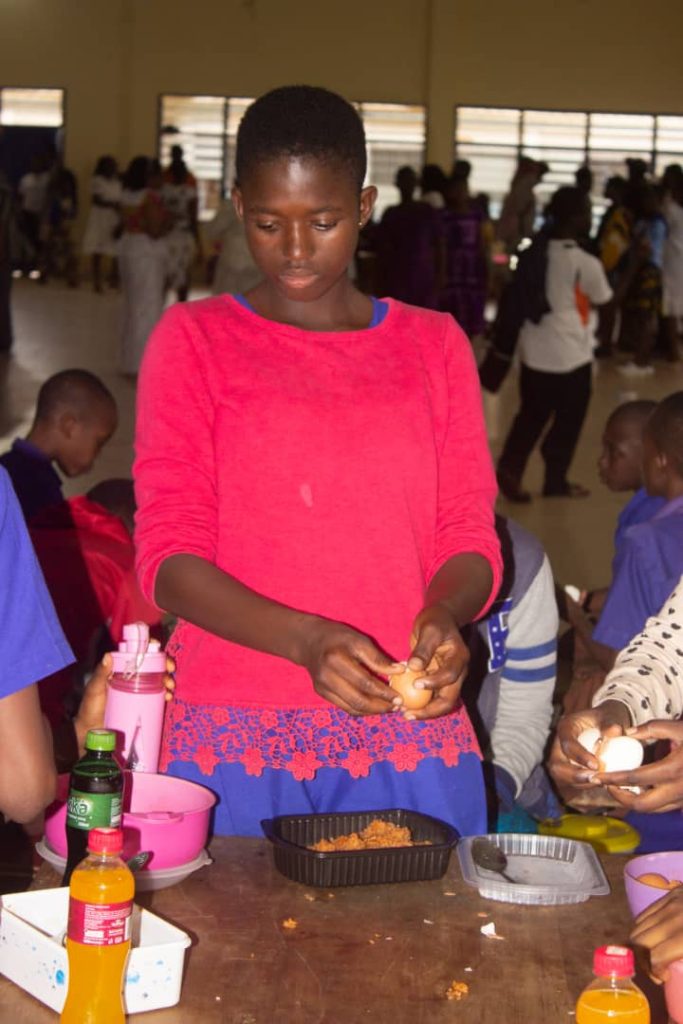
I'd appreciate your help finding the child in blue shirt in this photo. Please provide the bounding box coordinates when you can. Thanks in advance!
[592,392,683,664]
[0,369,117,522]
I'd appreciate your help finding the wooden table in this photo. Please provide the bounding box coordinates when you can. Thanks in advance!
[0,838,668,1023]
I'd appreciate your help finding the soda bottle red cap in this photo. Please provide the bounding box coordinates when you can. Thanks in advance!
[87,827,124,854]
[593,945,635,977]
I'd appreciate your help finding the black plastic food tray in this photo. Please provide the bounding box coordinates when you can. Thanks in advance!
[261,808,459,887]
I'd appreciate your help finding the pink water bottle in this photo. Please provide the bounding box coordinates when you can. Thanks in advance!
[104,623,166,772]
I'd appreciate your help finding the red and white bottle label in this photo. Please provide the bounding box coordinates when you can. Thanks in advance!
[67,898,133,946]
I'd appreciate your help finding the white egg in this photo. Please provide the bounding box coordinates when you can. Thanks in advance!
[578,728,601,754]
[598,735,644,773]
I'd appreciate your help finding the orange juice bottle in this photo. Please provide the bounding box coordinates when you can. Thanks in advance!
[576,946,650,1023]
[61,827,134,1024]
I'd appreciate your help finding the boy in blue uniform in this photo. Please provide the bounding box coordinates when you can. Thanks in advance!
[0,369,117,523]
[591,392,683,667]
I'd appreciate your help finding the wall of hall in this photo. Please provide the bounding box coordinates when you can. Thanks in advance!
[1,0,682,190]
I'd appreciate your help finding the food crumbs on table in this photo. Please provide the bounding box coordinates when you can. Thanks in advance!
[443,891,457,896]
[480,921,505,940]
[303,893,316,902]
[464,967,473,973]
[282,917,298,930]
[476,912,489,918]
[423,919,434,925]
[446,981,469,1001]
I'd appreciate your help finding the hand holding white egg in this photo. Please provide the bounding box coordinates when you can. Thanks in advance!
[577,728,644,786]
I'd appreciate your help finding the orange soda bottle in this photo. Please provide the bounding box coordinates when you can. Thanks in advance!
[576,945,650,1023]
[61,826,135,1024]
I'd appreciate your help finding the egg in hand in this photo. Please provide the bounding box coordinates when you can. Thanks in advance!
[389,664,433,710]
[577,729,644,774]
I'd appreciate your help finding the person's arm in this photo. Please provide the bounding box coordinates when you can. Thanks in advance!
[488,556,557,794]
[0,468,74,818]
[0,684,55,823]
[396,317,502,721]
[549,576,683,793]
[134,308,397,717]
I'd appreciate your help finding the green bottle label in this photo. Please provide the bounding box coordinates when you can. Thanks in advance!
[66,790,122,830]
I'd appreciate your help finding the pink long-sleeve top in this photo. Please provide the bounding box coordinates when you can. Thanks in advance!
[134,296,501,710]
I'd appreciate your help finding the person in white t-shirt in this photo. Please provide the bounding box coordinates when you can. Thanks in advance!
[497,187,613,502]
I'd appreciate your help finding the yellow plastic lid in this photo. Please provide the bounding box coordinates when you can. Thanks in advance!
[538,814,640,854]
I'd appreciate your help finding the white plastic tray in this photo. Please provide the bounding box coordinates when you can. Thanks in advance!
[0,887,191,1014]
[457,833,611,905]
[36,840,211,891]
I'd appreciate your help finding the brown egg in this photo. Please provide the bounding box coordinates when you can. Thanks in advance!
[637,872,673,890]
[389,665,433,710]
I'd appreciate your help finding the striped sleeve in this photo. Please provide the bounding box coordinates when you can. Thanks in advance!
[490,555,558,793]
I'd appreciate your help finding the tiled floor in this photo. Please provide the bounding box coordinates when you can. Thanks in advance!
[3,278,683,588]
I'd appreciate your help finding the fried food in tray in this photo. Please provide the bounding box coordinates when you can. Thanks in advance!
[309,818,430,852]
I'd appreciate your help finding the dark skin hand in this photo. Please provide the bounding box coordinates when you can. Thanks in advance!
[156,552,492,719]
[398,553,492,722]
[631,887,683,983]
[595,720,683,813]
[548,699,632,791]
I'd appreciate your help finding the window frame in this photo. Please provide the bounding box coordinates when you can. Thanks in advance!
[157,92,427,220]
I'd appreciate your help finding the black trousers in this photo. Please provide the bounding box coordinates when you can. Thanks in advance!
[497,362,592,491]
[0,261,11,352]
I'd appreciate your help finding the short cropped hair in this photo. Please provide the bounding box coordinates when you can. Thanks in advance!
[87,478,135,534]
[547,186,587,227]
[646,392,683,478]
[608,399,657,432]
[235,85,367,191]
[35,369,116,424]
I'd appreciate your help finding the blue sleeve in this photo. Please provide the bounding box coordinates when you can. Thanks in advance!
[0,469,73,698]
[593,533,656,651]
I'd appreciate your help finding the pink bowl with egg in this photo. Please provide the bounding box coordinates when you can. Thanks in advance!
[624,851,683,918]
[44,771,216,870]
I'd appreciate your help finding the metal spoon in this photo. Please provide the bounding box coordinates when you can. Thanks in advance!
[127,850,152,872]
[471,837,518,884]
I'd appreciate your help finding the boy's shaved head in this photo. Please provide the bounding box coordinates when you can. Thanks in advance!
[607,399,657,434]
[35,369,116,425]
[87,478,136,534]
[646,392,683,478]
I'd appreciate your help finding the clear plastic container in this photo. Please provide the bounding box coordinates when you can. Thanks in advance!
[457,832,610,905]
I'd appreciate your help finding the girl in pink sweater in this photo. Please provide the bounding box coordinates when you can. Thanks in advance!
[134,86,502,836]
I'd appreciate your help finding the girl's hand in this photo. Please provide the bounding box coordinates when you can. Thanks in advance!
[548,701,632,792]
[597,720,683,812]
[396,604,469,721]
[74,653,176,754]
[631,886,683,983]
[301,619,398,716]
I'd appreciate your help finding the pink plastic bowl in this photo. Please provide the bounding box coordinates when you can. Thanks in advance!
[45,771,216,870]
[624,851,683,918]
